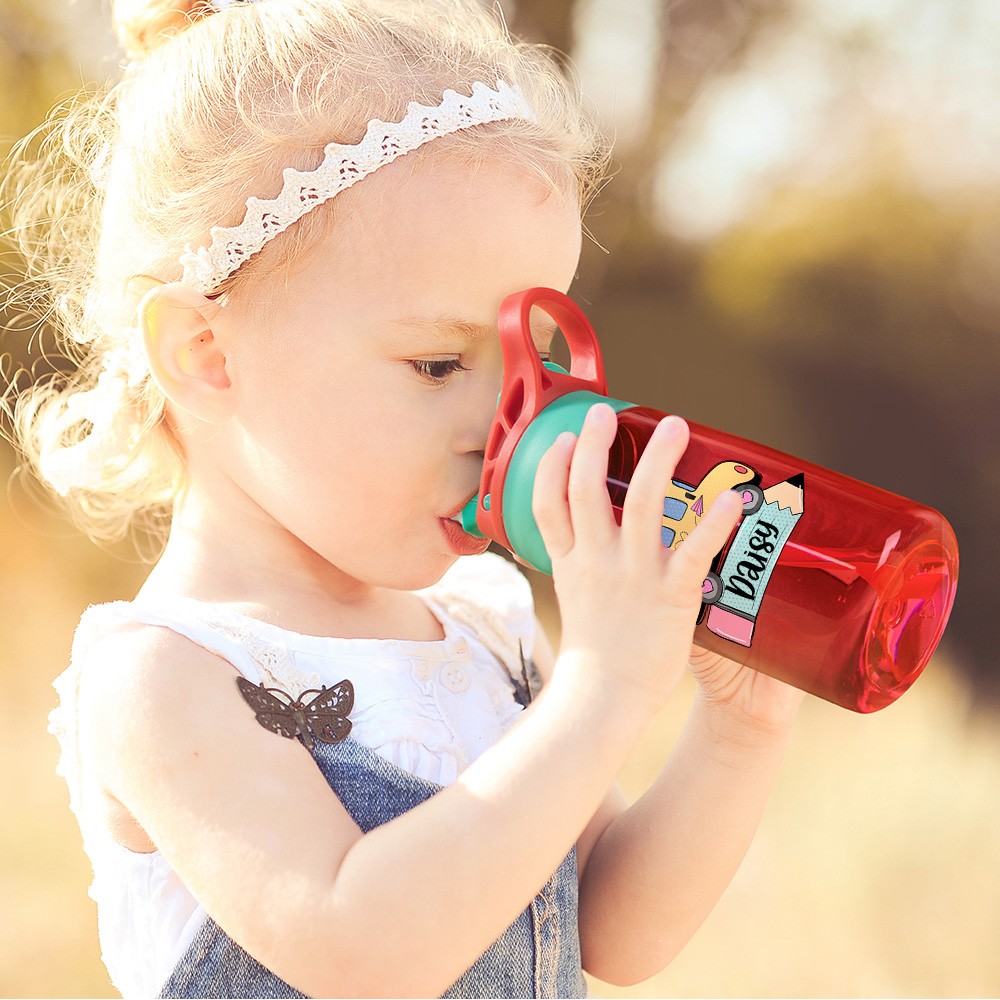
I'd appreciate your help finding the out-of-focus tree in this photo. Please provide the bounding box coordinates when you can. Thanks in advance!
[503,0,999,701]
[1,0,119,388]
[2,0,997,699]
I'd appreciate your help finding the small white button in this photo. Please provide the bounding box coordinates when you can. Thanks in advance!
[413,662,431,682]
[441,665,470,693]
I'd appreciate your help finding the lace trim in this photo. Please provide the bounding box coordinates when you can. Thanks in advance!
[179,80,535,292]
[163,602,323,694]
[431,589,527,685]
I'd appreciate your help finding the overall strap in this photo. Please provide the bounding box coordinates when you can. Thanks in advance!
[159,737,585,999]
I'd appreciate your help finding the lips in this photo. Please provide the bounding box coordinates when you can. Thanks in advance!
[440,516,491,555]
[439,498,491,555]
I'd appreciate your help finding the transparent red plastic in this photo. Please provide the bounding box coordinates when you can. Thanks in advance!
[607,407,959,712]
[482,287,960,713]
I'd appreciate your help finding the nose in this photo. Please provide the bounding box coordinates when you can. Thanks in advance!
[458,364,503,457]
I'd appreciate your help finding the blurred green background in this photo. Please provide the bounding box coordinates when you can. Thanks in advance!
[2,1,998,996]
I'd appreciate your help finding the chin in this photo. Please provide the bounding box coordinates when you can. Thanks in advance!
[375,552,460,592]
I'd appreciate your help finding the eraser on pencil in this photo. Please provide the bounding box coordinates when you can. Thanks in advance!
[706,605,755,647]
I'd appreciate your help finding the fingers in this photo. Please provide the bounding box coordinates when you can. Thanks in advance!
[533,403,619,563]
[533,430,576,560]
[533,405,742,600]
[620,415,689,555]
[565,404,618,545]
[666,489,743,600]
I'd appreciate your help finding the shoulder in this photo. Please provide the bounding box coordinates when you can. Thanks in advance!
[64,613,365,987]
[73,609,251,807]
[75,603,242,709]
[74,602,356,842]
[73,602,226,689]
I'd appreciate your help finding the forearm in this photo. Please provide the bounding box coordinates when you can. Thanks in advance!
[578,691,796,986]
[305,652,655,998]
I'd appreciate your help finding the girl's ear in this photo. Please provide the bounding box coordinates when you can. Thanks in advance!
[138,282,233,423]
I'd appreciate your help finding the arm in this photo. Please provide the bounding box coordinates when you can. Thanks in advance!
[85,404,740,998]
[575,684,799,985]
[527,405,804,986]
[85,624,653,999]
[532,620,799,986]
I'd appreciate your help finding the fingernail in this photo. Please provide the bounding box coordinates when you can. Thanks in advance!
[656,415,685,437]
[586,403,612,427]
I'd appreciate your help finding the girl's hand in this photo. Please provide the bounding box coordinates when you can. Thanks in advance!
[532,404,743,712]
[688,645,805,736]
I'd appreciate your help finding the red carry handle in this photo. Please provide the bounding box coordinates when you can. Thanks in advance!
[477,287,609,548]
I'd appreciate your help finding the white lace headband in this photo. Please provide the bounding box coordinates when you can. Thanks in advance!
[179,79,535,293]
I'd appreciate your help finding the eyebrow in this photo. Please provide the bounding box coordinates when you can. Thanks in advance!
[392,317,495,342]
[391,315,559,343]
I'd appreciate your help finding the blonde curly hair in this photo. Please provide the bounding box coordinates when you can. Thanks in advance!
[2,0,607,548]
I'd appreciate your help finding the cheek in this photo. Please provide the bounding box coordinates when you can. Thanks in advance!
[238,385,426,507]
[231,346,445,501]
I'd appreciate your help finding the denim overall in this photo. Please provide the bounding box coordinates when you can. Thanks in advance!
[158,738,585,998]
[134,602,588,998]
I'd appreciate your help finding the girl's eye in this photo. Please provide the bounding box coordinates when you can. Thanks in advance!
[410,358,469,383]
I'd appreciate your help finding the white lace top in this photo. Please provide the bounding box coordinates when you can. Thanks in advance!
[49,553,538,999]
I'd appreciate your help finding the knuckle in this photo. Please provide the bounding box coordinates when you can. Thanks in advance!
[623,490,659,522]
[669,542,711,583]
[532,494,555,524]
[532,484,561,520]
[566,478,591,507]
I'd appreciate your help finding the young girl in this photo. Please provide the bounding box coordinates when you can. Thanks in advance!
[6,1,803,996]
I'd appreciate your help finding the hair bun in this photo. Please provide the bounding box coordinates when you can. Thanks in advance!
[114,0,215,59]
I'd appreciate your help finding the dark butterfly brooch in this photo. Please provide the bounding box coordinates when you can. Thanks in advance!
[236,676,355,750]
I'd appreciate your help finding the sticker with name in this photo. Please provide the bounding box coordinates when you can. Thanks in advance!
[703,474,804,647]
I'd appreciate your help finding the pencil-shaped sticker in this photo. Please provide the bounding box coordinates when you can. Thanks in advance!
[706,474,804,647]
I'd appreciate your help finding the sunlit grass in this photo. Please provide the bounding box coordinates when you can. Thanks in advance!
[2,486,996,998]
[591,662,1000,998]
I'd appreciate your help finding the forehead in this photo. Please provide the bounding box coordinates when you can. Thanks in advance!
[264,147,583,330]
[350,147,580,256]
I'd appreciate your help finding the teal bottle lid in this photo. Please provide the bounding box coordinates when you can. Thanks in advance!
[501,390,633,574]
[461,360,633,571]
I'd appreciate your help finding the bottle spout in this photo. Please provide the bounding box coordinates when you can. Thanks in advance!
[460,494,485,538]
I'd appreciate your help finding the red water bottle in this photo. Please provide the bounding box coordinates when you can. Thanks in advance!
[466,288,959,713]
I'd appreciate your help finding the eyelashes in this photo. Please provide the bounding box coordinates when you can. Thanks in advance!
[410,358,470,383]
[409,354,552,385]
